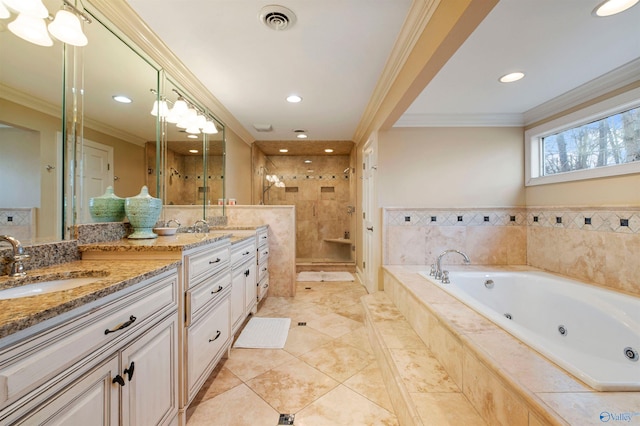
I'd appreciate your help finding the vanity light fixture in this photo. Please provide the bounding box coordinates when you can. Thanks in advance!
[150,99,169,117]
[499,71,525,83]
[593,0,639,16]
[286,94,302,103]
[3,0,91,47]
[185,125,200,135]
[112,95,132,104]
[202,120,218,134]
[0,3,9,19]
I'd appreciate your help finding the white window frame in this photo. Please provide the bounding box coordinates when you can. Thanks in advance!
[525,87,640,186]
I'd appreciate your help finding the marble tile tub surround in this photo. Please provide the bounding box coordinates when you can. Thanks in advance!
[384,207,640,298]
[382,265,640,426]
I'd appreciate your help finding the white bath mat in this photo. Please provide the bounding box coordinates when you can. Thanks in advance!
[233,317,291,349]
[297,271,354,282]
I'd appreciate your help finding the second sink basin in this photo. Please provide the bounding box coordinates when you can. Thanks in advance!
[0,274,106,300]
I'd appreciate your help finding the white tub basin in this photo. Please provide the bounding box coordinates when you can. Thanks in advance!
[0,277,103,299]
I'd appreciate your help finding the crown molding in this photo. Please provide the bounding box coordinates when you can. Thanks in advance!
[394,113,524,127]
[83,0,255,145]
[1,84,62,119]
[523,58,640,126]
[352,0,441,144]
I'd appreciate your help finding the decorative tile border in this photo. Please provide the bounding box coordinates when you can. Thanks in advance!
[384,207,640,234]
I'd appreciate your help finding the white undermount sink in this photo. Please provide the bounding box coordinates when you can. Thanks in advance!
[0,276,103,300]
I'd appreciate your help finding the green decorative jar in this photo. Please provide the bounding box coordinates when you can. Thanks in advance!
[125,186,162,239]
[89,186,125,222]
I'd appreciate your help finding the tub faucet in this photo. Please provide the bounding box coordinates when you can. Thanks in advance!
[0,235,31,278]
[435,249,470,281]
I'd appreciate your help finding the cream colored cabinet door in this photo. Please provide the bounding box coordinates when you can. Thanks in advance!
[13,356,119,425]
[244,261,257,314]
[120,314,179,426]
[231,267,246,333]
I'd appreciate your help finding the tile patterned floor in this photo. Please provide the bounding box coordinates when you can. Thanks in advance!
[186,277,398,426]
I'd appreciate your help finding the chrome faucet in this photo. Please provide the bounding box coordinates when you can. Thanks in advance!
[0,235,31,278]
[435,249,470,282]
[193,220,209,233]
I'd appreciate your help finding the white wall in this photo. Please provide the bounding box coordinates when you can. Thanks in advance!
[378,127,525,208]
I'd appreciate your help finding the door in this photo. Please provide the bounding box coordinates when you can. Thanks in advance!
[120,315,178,426]
[13,355,119,425]
[78,139,114,223]
[362,137,376,293]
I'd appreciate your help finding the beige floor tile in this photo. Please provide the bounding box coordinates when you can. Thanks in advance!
[186,384,280,426]
[411,392,487,425]
[246,358,339,413]
[295,384,399,426]
[390,348,460,393]
[300,339,375,382]
[283,324,334,356]
[344,361,395,413]
[334,326,373,354]
[223,347,296,381]
[307,312,363,338]
[333,300,366,323]
[186,363,242,420]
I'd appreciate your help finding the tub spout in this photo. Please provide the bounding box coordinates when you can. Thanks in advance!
[435,249,470,281]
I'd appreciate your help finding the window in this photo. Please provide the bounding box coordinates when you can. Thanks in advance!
[526,88,640,186]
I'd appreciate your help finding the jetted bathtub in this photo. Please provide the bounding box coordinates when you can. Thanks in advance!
[418,269,640,391]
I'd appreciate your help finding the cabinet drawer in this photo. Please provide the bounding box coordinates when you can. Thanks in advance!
[186,272,231,325]
[186,298,230,399]
[186,244,230,287]
[0,272,177,407]
[230,239,256,267]
[256,228,268,248]
[258,259,269,283]
[258,276,269,302]
[258,246,269,263]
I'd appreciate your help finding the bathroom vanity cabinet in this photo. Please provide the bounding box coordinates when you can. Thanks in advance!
[0,268,180,425]
[230,237,257,334]
[256,227,270,302]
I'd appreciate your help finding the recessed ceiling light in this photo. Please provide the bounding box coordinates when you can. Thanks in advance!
[296,134,308,139]
[286,94,302,103]
[304,160,312,164]
[324,149,334,153]
[112,95,132,103]
[189,149,199,153]
[187,135,198,139]
[279,148,288,153]
[499,72,525,83]
[592,0,639,16]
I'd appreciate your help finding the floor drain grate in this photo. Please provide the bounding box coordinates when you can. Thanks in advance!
[298,322,306,326]
[278,413,295,425]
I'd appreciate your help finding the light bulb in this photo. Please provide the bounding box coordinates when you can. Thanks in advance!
[48,9,88,46]
[8,13,52,46]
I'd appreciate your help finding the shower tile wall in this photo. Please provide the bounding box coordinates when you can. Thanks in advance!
[383,206,640,298]
[265,155,352,261]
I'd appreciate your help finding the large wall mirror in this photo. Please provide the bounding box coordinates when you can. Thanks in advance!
[0,0,225,245]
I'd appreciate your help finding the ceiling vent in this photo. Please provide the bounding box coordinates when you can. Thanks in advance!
[259,5,296,31]
[253,123,273,132]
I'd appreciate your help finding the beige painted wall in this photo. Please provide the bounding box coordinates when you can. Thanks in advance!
[0,99,61,239]
[377,127,526,208]
[526,173,640,207]
[224,129,253,205]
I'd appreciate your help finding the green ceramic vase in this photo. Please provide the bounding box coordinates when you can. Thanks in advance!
[125,186,162,239]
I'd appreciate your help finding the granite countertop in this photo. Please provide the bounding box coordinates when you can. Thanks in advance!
[77,232,232,253]
[0,259,180,339]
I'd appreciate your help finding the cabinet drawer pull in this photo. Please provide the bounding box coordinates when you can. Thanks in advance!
[112,375,125,387]
[209,330,221,342]
[211,285,223,294]
[243,251,251,255]
[124,361,135,381]
[244,269,250,277]
[261,235,267,239]
[263,251,269,256]
[104,315,137,335]
[261,267,267,272]
[263,283,269,289]
[209,258,221,264]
